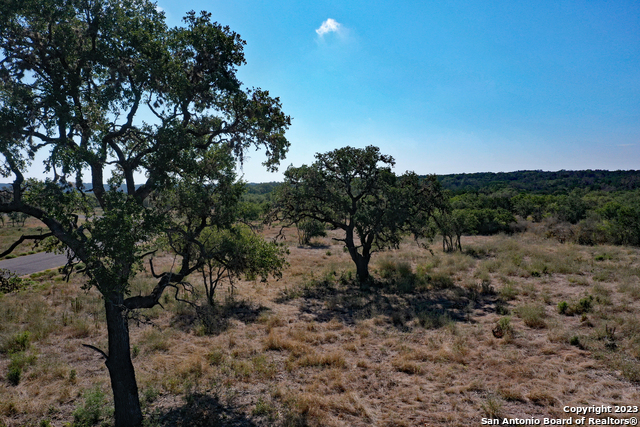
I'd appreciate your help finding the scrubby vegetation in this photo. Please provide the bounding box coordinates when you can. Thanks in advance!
[1,225,639,426]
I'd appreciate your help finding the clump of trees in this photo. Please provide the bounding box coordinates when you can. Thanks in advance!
[0,1,290,425]
[434,175,640,248]
[269,146,446,282]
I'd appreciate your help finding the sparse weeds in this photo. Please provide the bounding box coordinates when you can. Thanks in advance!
[1,229,640,425]
[253,396,279,421]
[481,395,503,418]
[416,308,453,329]
[515,303,547,328]
[140,328,171,353]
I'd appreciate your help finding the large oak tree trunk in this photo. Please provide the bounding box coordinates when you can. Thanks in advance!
[345,231,371,282]
[355,255,370,282]
[104,294,143,427]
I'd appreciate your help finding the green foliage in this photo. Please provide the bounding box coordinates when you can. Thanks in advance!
[197,225,287,306]
[0,0,291,423]
[559,295,594,316]
[253,397,278,421]
[437,170,640,194]
[1,330,30,354]
[0,269,31,293]
[296,219,326,246]
[7,365,21,386]
[72,387,110,427]
[558,301,569,315]
[493,316,513,338]
[6,350,37,386]
[270,146,445,281]
[417,309,452,329]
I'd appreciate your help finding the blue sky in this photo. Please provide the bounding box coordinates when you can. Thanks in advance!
[38,1,640,183]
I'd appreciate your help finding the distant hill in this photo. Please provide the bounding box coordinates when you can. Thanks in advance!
[433,170,640,194]
[4,170,640,196]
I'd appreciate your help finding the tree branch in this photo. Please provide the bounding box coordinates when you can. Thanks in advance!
[82,343,108,360]
[0,232,53,258]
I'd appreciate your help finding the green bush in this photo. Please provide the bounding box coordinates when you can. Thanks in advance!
[493,316,514,338]
[1,331,31,354]
[72,386,109,427]
[558,301,569,315]
[7,365,21,385]
[296,219,326,246]
[6,350,37,386]
[0,269,30,293]
[559,296,594,316]
[428,273,455,290]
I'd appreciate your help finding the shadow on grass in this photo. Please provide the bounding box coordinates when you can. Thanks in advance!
[296,243,331,250]
[148,393,260,427]
[280,272,502,331]
[172,299,270,335]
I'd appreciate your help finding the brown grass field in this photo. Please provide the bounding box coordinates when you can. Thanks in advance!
[1,225,639,426]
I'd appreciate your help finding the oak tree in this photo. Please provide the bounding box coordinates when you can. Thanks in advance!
[0,1,290,425]
[269,146,445,282]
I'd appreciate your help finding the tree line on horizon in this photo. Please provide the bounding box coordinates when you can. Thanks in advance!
[246,168,640,249]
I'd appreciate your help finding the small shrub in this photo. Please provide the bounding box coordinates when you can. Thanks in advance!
[1,331,31,354]
[6,351,37,385]
[496,300,510,315]
[297,219,326,246]
[0,269,30,293]
[429,273,454,290]
[72,386,109,427]
[558,296,594,316]
[576,295,593,313]
[492,316,514,339]
[417,309,452,329]
[7,365,21,385]
[480,279,494,294]
[499,283,518,300]
[142,386,159,405]
[558,301,569,315]
[516,304,546,329]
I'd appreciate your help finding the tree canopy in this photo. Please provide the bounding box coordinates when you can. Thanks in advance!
[269,146,445,282]
[0,1,290,425]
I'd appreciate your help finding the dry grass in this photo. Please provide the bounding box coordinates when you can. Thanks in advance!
[0,227,639,426]
[0,216,49,259]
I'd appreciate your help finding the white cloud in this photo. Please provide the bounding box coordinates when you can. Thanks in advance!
[316,19,342,36]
